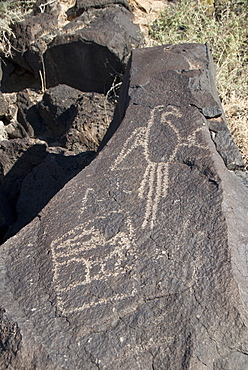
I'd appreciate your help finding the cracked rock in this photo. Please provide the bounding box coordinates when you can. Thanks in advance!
[0,44,248,369]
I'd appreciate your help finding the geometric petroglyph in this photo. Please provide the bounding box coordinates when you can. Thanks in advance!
[112,105,207,229]
[51,217,139,315]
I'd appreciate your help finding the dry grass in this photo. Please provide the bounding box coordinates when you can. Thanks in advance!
[223,97,248,166]
[148,0,248,168]
[0,0,35,57]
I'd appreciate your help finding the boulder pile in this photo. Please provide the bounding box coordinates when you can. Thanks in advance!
[0,0,142,242]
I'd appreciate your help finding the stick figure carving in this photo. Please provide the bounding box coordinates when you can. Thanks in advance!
[112,105,205,229]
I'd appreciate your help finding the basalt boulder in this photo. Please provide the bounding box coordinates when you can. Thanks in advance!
[66,0,131,19]
[0,43,247,369]
[1,1,142,93]
[44,5,142,92]
[36,84,115,151]
[0,83,115,242]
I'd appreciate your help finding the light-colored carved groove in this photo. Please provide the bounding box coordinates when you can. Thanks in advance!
[112,105,207,229]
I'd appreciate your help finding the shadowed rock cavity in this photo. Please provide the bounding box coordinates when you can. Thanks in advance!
[0,43,248,369]
[0,84,115,242]
[0,1,142,243]
[1,2,142,93]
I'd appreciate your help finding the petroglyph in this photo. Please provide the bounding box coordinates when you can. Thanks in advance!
[51,216,139,315]
[112,105,207,229]
[50,106,209,315]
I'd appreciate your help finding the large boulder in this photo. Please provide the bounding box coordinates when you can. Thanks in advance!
[37,85,80,138]
[1,1,142,93]
[0,13,58,92]
[36,84,115,151]
[66,0,132,19]
[0,43,248,369]
[44,5,141,92]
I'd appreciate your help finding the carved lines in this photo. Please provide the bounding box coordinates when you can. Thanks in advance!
[111,127,146,171]
[112,105,182,229]
[139,163,169,229]
[111,105,209,229]
[51,218,138,315]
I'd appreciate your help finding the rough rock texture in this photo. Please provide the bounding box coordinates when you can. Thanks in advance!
[37,85,81,138]
[0,1,141,240]
[0,44,248,369]
[0,137,96,242]
[66,0,132,19]
[0,92,8,118]
[1,1,142,93]
[0,308,22,369]
[4,149,95,241]
[208,116,245,170]
[0,84,115,243]
[0,138,48,209]
[44,6,141,92]
[36,84,114,150]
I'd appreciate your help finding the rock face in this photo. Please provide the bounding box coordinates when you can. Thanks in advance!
[0,85,115,243]
[36,85,114,151]
[0,44,248,369]
[0,0,141,242]
[0,83,116,241]
[66,0,132,19]
[1,1,142,93]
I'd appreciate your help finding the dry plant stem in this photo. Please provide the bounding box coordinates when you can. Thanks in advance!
[39,0,57,13]
[0,0,35,57]
[106,82,122,102]
[39,55,47,93]
[83,124,99,147]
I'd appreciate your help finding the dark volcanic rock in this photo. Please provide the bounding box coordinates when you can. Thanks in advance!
[44,33,122,93]
[0,308,22,369]
[0,138,96,243]
[61,90,115,153]
[1,2,142,94]
[0,138,48,209]
[208,116,245,170]
[1,13,58,92]
[44,5,141,92]
[0,85,114,242]
[36,84,115,151]
[37,85,80,138]
[67,0,131,19]
[63,5,141,63]
[16,91,35,138]
[0,44,248,369]
[4,149,95,241]
[0,183,14,237]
